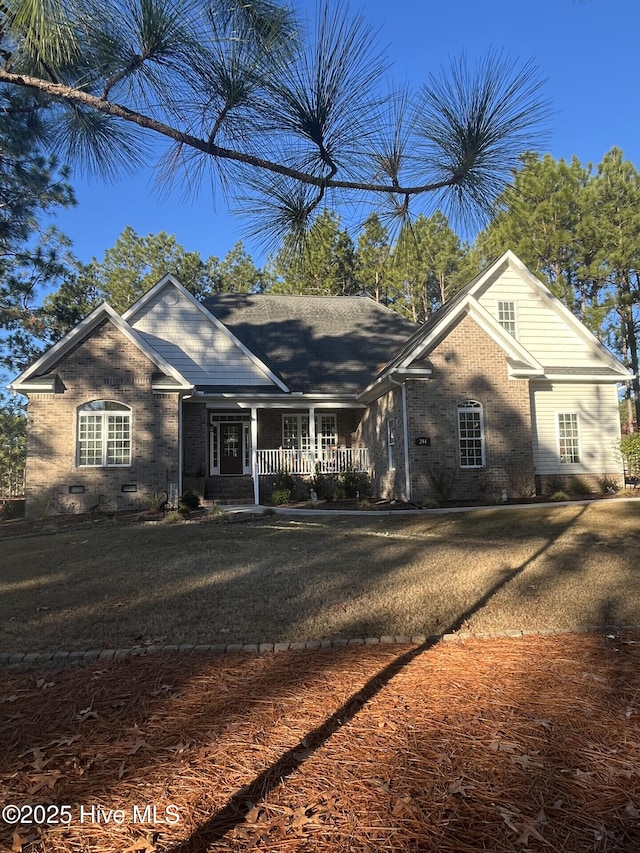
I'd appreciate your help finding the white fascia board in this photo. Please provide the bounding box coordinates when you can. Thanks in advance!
[9,302,193,393]
[203,395,365,409]
[357,368,432,405]
[543,372,632,383]
[124,274,290,393]
[394,295,543,375]
[466,301,545,372]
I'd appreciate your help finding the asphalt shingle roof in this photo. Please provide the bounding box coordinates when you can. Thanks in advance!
[202,294,418,394]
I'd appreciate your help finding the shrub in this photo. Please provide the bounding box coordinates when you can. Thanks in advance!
[179,490,200,511]
[338,467,372,499]
[426,460,456,501]
[271,488,292,505]
[598,476,620,494]
[568,477,593,497]
[273,468,295,492]
[147,489,169,511]
[549,491,570,502]
[621,433,640,475]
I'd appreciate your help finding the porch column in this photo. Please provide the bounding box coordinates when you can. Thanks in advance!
[251,406,259,505]
[308,405,316,472]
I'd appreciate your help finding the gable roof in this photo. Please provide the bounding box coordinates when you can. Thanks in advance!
[122,274,289,392]
[364,250,630,399]
[202,293,419,394]
[9,302,193,394]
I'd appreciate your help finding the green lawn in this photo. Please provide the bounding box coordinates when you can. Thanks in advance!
[1,500,639,652]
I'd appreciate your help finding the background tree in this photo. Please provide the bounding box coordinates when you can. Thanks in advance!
[388,213,465,322]
[587,148,640,428]
[271,209,358,295]
[0,0,549,244]
[0,88,76,374]
[356,214,391,303]
[472,152,600,326]
[211,242,274,293]
[0,397,26,497]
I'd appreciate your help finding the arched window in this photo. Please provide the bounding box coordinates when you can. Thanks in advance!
[457,400,485,468]
[77,401,131,467]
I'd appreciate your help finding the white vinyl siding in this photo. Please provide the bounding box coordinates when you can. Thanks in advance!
[530,383,623,474]
[477,268,613,370]
[130,284,275,386]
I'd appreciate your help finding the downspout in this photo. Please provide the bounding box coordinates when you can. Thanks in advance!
[251,406,259,505]
[389,373,411,502]
[177,395,183,498]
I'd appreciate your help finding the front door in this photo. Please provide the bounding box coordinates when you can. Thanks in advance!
[220,423,244,475]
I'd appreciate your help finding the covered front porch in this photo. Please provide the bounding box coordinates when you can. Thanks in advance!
[182,401,370,503]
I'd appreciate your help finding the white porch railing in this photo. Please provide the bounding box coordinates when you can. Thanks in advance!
[257,447,369,475]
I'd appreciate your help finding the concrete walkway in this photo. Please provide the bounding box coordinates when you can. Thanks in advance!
[220,496,639,518]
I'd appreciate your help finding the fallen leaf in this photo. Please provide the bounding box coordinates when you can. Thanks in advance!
[510,753,544,771]
[625,801,640,818]
[447,777,472,797]
[29,770,62,794]
[490,740,518,753]
[75,707,99,722]
[498,808,521,834]
[123,836,157,852]
[11,831,38,852]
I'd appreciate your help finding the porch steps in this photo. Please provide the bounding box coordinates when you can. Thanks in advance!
[204,476,255,504]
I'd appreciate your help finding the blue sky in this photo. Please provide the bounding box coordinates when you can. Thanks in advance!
[52,0,640,267]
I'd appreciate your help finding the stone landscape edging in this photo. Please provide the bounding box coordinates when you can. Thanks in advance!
[2,624,638,668]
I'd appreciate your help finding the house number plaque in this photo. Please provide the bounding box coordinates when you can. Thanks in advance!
[414,436,431,446]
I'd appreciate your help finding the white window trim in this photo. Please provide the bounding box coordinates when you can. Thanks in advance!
[457,400,485,469]
[497,300,518,338]
[556,411,581,465]
[77,401,132,468]
[281,413,337,453]
[387,419,396,471]
[209,416,252,475]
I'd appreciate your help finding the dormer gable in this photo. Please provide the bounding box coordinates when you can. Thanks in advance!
[8,302,192,395]
[123,275,289,392]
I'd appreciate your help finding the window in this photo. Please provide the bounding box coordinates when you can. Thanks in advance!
[497,301,517,337]
[557,412,580,463]
[387,420,396,470]
[282,414,337,452]
[457,401,485,468]
[77,401,131,467]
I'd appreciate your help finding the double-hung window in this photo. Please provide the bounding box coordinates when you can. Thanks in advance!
[557,412,580,463]
[78,401,131,467]
[457,401,485,468]
[497,301,517,337]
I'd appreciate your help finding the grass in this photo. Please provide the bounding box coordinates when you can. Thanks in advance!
[1,501,639,653]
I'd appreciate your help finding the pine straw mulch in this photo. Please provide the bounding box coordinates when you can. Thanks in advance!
[1,631,640,853]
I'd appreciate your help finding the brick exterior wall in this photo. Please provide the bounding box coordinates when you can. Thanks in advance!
[183,402,207,477]
[406,314,535,502]
[355,388,405,500]
[24,320,180,515]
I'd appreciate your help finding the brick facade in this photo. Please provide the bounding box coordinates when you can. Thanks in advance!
[24,320,180,515]
[355,388,404,500]
[406,314,535,502]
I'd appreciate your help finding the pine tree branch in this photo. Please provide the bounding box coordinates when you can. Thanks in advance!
[0,67,458,198]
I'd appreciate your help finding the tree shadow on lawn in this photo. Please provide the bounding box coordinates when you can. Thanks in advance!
[0,504,611,652]
[6,503,637,850]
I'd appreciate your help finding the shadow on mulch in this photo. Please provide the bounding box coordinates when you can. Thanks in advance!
[2,630,639,853]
